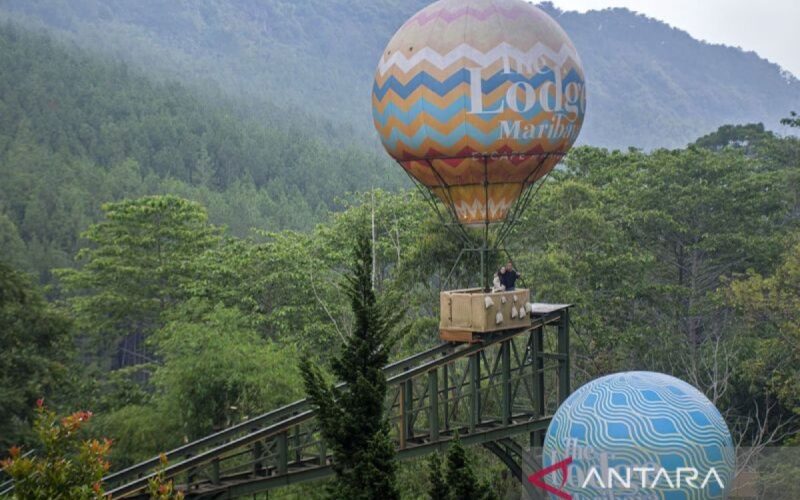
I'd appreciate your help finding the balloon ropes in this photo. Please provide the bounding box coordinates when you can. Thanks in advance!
[372,0,586,289]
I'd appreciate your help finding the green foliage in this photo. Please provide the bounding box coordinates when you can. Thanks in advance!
[146,453,185,500]
[510,140,797,386]
[427,453,449,500]
[184,231,345,351]
[0,403,111,500]
[57,195,221,363]
[316,190,464,355]
[781,111,800,128]
[3,1,799,149]
[300,232,402,500]
[0,262,73,449]
[693,123,776,151]
[726,237,800,416]
[426,435,496,500]
[0,214,27,271]
[2,0,797,488]
[152,300,302,438]
[0,23,403,282]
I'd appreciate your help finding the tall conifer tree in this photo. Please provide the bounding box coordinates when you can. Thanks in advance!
[301,232,402,499]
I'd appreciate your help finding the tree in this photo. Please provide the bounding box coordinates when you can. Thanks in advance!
[426,434,496,500]
[57,195,221,367]
[781,111,800,128]
[0,261,73,449]
[0,214,28,271]
[183,232,345,351]
[727,237,800,421]
[151,300,302,438]
[444,435,495,500]
[300,232,402,499]
[146,453,185,500]
[427,452,449,500]
[1,401,111,500]
[693,123,774,151]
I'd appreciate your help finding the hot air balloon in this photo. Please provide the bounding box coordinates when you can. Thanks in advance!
[372,0,585,237]
[373,0,585,333]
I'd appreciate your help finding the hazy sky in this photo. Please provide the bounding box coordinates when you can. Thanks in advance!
[547,0,800,77]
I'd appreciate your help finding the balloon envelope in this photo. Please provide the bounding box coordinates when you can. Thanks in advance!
[373,0,586,226]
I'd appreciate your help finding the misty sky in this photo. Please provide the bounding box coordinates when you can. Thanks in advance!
[548,0,800,77]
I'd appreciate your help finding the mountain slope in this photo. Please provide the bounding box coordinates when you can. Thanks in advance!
[0,24,402,280]
[545,4,800,148]
[1,0,798,149]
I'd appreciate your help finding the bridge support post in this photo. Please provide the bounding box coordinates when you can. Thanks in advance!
[253,440,264,476]
[318,438,326,466]
[531,326,545,448]
[557,308,570,403]
[443,363,450,431]
[428,369,439,442]
[469,353,480,433]
[276,432,288,476]
[403,379,414,442]
[211,458,220,485]
[501,340,511,425]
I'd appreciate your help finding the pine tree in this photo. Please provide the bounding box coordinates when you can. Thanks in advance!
[57,195,221,366]
[427,452,450,500]
[300,232,403,500]
[444,434,496,500]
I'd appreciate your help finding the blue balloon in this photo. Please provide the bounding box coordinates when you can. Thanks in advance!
[542,371,735,499]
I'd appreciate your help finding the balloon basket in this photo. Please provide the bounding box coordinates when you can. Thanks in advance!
[439,288,532,343]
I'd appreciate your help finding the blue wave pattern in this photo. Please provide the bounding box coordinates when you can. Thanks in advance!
[543,372,735,500]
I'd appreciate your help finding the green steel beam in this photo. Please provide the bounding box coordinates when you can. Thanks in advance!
[469,353,479,433]
[428,369,439,442]
[210,459,220,486]
[276,433,288,476]
[558,309,570,403]
[103,341,461,488]
[106,307,571,499]
[403,379,414,441]
[252,441,264,477]
[501,340,511,426]
[208,418,552,498]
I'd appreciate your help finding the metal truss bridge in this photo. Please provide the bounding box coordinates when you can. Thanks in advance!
[102,305,571,499]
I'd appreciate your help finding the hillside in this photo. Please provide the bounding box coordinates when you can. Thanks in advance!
[0,24,403,281]
[1,0,798,149]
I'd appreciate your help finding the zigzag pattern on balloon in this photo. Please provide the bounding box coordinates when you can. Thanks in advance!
[454,198,515,222]
[374,106,561,141]
[373,97,583,151]
[372,68,584,122]
[402,155,558,189]
[375,42,581,78]
[383,125,575,157]
[371,0,585,226]
[372,41,585,161]
[430,185,521,223]
[403,3,541,27]
[373,64,580,104]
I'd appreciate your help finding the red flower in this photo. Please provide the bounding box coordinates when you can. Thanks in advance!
[8,446,21,459]
[36,398,44,408]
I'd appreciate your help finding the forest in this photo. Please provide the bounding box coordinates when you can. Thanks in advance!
[0,23,403,283]
[0,10,799,500]
[2,0,798,149]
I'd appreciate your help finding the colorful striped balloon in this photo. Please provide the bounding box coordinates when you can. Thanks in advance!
[372,0,586,226]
